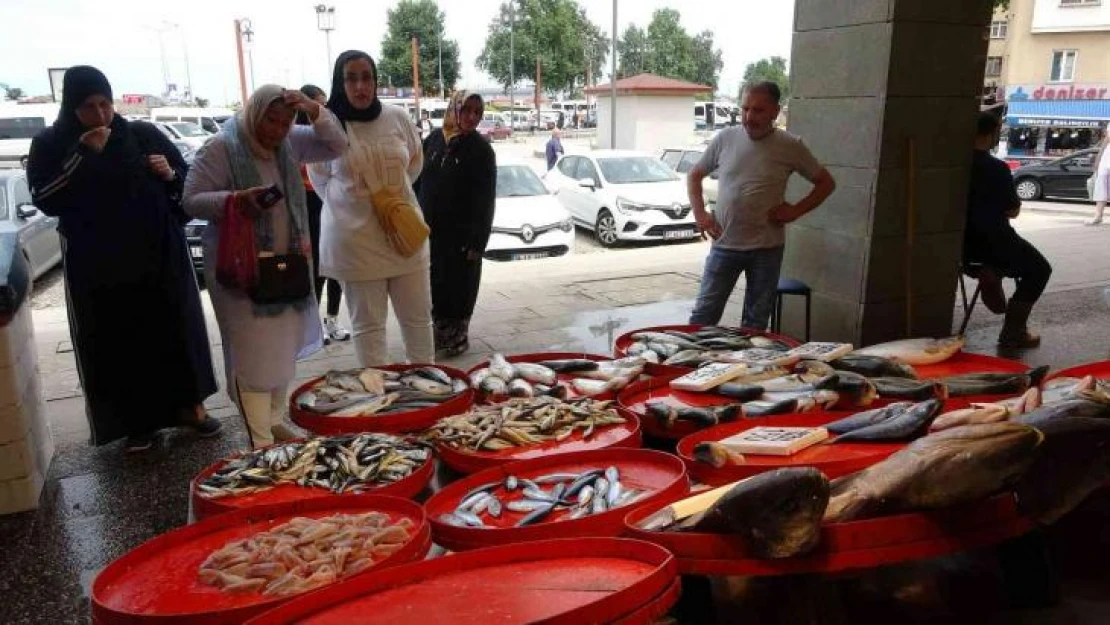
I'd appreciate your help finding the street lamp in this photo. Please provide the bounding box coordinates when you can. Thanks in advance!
[437,23,444,99]
[163,22,193,102]
[315,5,336,75]
[240,18,256,92]
[500,4,516,121]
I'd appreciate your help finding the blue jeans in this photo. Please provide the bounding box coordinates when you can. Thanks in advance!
[689,245,784,329]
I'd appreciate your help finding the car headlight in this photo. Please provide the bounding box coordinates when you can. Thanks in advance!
[616,197,649,214]
[559,219,573,232]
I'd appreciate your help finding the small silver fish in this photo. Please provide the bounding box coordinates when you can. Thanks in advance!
[455,510,485,527]
[507,499,550,513]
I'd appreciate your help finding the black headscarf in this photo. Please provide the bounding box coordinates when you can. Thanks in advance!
[326,50,382,126]
[55,65,115,137]
[295,84,325,126]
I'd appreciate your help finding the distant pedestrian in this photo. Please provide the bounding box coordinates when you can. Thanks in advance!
[1088,131,1108,226]
[557,110,565,130]
[296,84,350,344]
[184,84,347,449]
[309,50,434,367]
[729,108,738,126]
[545,128,564,170]
[418,90,497,358]
[964,112,1051,347]
[687,81,836,330]
[27,66,220,452]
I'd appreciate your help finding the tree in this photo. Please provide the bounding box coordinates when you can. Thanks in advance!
[741,56,790,101]
[379,0,461,96]
[1,84,24,100]
[615,9,723,89]
[194,97,209,108]
[477,0,609,96]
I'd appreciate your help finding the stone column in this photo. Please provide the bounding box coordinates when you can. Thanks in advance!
[781,0,994,345]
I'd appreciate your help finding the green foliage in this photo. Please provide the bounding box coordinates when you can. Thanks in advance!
[616,9,722,90]
[379,0,461,95]
[741,56,790,101]
[477,0,609,95]
[1,84,23,100]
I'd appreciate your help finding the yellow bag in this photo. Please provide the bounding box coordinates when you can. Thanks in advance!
[345,133,429,257]
[369,187,430,257]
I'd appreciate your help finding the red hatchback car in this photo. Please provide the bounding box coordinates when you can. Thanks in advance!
[478,119,513,142]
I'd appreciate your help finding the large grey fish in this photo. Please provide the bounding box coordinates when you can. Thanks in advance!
[1015,401,1110,524]
[684,467,830,559]
[631,331,704,350]
[941,365,1050,397]
[713,382,765,402]
[400,375,455,396]
[834,399,943,442]
[409,366,453,386]
[646,401,743,429]
[870,377,948,401]
[829,355,918,379]
[796,361,877,407]
[536,359,600,373]
[824,422,1043,523]
[512,362,559,385]
[824,402,914,435]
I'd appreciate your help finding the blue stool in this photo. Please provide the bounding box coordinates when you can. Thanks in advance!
[770,278,811,342]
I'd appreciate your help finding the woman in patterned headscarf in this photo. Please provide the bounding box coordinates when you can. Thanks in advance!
[417,89,496,358]
[184,84,347,449]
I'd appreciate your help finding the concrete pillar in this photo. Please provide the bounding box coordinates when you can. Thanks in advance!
[781,0,994,345]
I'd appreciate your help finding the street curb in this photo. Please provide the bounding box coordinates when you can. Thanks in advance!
[1024,204,1096,218]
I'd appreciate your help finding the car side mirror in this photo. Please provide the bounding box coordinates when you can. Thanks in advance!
[577,178,596,190]
[16,203,38,219]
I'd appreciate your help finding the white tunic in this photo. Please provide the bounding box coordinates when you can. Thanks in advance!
[309,104,428,282]
[183,111,348,392]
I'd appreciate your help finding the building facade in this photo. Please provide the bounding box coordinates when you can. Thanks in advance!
[985,0,1110,157]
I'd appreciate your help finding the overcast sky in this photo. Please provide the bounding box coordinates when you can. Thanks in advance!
[1,0,795,106]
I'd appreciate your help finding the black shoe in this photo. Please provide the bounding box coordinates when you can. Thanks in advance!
[190,414,223,438]
[437,339,470,359]
[125,433,155,453]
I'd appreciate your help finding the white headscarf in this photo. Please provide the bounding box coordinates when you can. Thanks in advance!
[237,84,288,160]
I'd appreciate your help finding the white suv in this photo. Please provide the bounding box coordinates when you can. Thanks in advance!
[545,150,699,247]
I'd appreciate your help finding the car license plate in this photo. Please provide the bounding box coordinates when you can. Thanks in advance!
[665,229,696,239]
[190,246,203,258]
[512,252,548,261]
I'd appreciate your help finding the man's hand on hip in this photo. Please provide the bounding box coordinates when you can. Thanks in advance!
[768,202,805,225]
[694,208,722,240]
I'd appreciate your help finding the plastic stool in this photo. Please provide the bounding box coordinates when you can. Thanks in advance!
[770,278,811,342]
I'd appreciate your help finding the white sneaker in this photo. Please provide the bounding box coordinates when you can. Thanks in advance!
[324,316,351,342]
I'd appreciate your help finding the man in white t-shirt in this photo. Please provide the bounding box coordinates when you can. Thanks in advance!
[687,81,836,329]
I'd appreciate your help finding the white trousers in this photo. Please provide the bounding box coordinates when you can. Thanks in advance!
[236,378,288,449]
[343,269,435,366]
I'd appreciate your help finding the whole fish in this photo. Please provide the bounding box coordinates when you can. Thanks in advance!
[645,401,743,429]
[488,353,516,381]
[400,375,455,396]
[512,362,559,385]
[870,377,948,401]
[830,355,918,379]
[713,382,765,401]
[647,342,681,358]
[796,361,877,407]
[1039,376,1091,405]
[536,358,600,373]
[824,422,1042,523]
[758,373,840,394]
[571,377,630,397]
[664,350,713,367]
[631,331,703,350]
[686,467,830,559]
[409,366,452,386]
[750,336,796,352]
[605,356,650,368]
[692,442,745,468]
[941,365,1049,397]
[534,383,570,399]
[760,390,840,412]
[578,365,643,382]
[834,399,942,442]
[661,329,701,342]
[325,369,367,392]
[853,336,965,365]
[479,375,509,395]
[929,403,1010,432]
[742,398,802,418]
[508,378,535,398]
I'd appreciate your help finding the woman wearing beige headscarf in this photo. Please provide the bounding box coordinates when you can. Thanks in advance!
[184,85,347,449]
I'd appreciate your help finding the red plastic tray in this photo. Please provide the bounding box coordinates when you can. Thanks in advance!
[912,352,1028,379]
[91,495,431,625]
[623,491,1033,576]
[246,538,676,625]
[612,578,682,625]
[425,449,690,551]
[1046,360,1110,381]
[189,440,435,521]
[468,352,637,403]
[289,364,474,435]
[435,407,643,475]
[674,414,903,485]
[612,324,802,376]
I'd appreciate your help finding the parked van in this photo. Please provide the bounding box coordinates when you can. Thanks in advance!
[149,107,234,135]
[694,101,730,130]
[0,103,60,169]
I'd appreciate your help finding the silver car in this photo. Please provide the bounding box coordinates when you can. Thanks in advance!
[0,170,61,281]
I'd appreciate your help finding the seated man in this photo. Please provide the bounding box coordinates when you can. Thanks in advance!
[964,112,1052,347]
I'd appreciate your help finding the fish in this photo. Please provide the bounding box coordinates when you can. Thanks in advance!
[645,401,743,429]
[577,365,644,383]
[488,353,516,381]
[760,389,841,412]
[730,364,791,384]
[479,375,509,395]
[512,362,559,385]
[534,383,570,400]
[684,467,830,559]
[758,373,840,394]
[605,356,650,368]
[870,377,948,401]
[469,368,491,388]
[999,387,1042,416]
[508,378,535,398]
[940,366,1049,397]
[825,402,914,437]
[824,422,1042,523]
[1039,376,1091,405]
[693,442,745,468]
[750,336,796,352]
[713,382,765,401]
[536,358,600,373]
[624,342,648,357]
[664,350,714,367]
[399,375,455,396]
[853,336,965,365]
[1014,398,1110,425]
[829,355,918,379]
[424,396,627,451]
[647,342,681,358]
[834,399,943,442]
[631,331,704,350]
[571,376,631,397]
[325,369,368,392]
[741,398,803,418]
[928,403,1011,432]
[409,366,452,386]
[795,361,877,407]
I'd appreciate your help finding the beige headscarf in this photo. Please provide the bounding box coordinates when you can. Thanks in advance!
[442,89,483,144]
[237,84,291,160]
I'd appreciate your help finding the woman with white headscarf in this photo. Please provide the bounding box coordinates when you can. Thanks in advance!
[183,85,347,449]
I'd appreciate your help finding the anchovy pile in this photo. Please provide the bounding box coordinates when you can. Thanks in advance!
[470,353,646,398]
[197,434,432,498]
[439,466,647,528]
[296,367,468,417]
[423,396,627,452]
[625,327,794,368]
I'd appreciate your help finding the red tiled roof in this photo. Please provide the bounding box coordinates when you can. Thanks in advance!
[585,73,713,96]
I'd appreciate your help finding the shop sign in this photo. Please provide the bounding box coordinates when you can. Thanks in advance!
[1006,84,1109,101]
[1007,117,1097,128]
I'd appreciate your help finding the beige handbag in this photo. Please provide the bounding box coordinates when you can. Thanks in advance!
[345,133,429,257]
